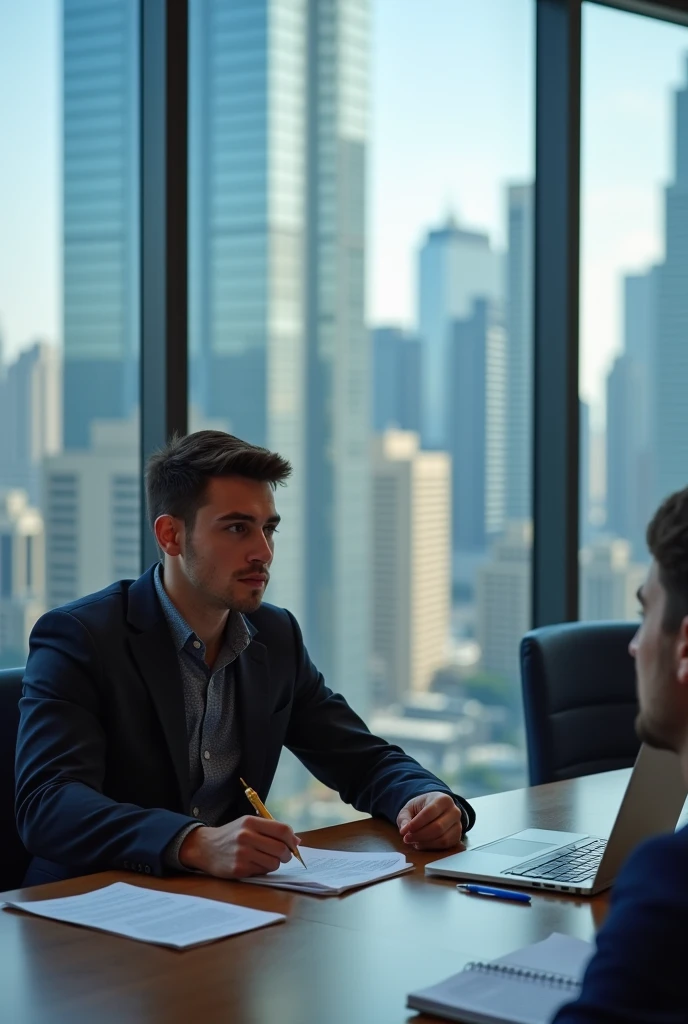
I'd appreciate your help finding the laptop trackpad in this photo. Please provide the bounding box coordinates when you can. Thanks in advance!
[480,838,557,857]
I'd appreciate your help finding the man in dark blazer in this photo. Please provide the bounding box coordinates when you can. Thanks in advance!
[16,430,475,886]
[554,485,688,1023]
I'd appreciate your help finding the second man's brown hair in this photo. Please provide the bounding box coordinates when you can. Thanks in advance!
[647,485,688,632]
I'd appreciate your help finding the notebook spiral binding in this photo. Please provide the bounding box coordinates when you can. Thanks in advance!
[464,961,580,992]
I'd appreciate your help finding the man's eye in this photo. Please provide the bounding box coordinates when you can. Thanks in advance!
[265,525,279,535]
[225,524,244,533]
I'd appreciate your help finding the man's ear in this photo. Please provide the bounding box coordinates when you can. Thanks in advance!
[676,615,688,687]
[154,514,183,557]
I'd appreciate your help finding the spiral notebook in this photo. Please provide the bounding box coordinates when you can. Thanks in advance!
[407,932,594,1024]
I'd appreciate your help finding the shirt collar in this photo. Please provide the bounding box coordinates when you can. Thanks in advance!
[154,563,195,653]
[153,562,252,659]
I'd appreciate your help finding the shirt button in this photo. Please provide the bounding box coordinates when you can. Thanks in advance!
[204,750,211,760]
[193,640,201,649]
[192,806,200,817]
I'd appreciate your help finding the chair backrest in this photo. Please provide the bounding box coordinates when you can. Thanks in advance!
[520,621,640,786]
[0,667,30,890]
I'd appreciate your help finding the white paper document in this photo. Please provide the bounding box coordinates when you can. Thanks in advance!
[407,932,595,1024]
[496,932,594,976]
[240,846,414,895]
[2,881,285,949]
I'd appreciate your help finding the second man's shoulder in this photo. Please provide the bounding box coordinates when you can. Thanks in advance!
[614,822,688,903]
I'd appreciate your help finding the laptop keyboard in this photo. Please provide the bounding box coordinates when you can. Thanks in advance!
[505,837,607,884]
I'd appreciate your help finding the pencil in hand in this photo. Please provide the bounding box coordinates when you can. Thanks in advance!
[240,778,308,869]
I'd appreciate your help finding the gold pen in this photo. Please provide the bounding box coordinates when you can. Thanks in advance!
[240,777,307,869]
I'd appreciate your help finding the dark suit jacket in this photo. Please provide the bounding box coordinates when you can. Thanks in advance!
[554,823,688,1024]
[16,565,475,886]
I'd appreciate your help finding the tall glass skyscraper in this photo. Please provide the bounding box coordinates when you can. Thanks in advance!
[505,184,533,523]
[190,0,308,624]
[62,0,140,450]
[305,0,369,710]
[655,55,688,505]
[418,217,501,450]
[190,0,370,709]
[448,298,506,555]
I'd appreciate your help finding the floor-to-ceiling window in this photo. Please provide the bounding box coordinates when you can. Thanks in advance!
[579,2,688,621]
[10,0,686,827]
[0,0,141,669]
[189,0,534,829]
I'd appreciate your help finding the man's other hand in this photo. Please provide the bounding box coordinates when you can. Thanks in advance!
[396,792,464,851]
[178,815,300,878]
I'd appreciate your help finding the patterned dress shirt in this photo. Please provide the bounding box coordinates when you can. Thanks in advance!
[153,563,251,867]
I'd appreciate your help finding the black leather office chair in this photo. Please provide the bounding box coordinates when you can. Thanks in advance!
[0,667,30,890]
[520,621,641,786]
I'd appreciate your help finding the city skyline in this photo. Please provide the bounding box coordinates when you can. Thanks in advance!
[2,0,683,819]
[3,1,688,418]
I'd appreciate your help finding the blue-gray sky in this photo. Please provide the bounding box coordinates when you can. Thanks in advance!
[1,0,687,414]
[0,0,59,365]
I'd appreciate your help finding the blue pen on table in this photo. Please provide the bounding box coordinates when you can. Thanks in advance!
[457,883,531,904]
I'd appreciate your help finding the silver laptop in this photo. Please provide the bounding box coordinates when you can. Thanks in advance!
[426,745,687,896]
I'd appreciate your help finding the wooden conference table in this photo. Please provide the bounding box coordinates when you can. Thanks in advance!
[0,769,634,1024]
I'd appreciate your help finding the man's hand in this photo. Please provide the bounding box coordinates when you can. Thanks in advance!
[397,792,464,851]
[178,815,301,878]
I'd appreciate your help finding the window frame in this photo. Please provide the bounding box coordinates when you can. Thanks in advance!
[139,0,688,628]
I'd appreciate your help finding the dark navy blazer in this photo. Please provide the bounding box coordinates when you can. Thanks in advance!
[554,823,688,1024]
[16,565,475,886]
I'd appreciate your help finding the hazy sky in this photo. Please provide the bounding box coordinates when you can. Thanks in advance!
[1,0,687,418]
[580,4,688,415]
[0,0,59,365]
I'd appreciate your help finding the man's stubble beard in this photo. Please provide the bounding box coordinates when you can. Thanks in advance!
[635,711,677,753]
[185,532,267,615]
[635,640,681,754]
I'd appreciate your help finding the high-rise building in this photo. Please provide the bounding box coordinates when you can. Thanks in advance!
[606,355,632,541]
[606,355,643,542]
[190,0,369,707]
[605,267,657,558]
[372,327,422,434]
[418,215,501,449]
[476,521,532,684]
[62,0,140,449]
[505,183,534,522]
[371,431,451,704]
[589,421,606,525]
[0,342,61,505]
[0,490,45,667]
[625,269,657,534]
[580,398,592,546]
[43,418,140,610]
[625,269,657,368]
[448,298,506,557]
[579,537,645,622]
[189,0,308,622]
[655,56,688,504]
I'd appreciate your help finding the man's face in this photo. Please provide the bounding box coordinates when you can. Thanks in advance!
[631,560,688,752]
[173,476,279,614]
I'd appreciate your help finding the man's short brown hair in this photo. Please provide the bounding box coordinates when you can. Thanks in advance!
[647,486,688,632]
[145,430,292,534]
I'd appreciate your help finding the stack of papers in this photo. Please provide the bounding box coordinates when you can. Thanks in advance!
[2,881,285,949]
[241,846,414,895]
